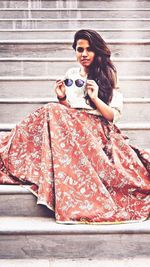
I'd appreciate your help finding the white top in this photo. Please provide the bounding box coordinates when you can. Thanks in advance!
[64,67,123,123]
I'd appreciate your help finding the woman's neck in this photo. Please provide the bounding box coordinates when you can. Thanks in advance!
[79,66,88,77]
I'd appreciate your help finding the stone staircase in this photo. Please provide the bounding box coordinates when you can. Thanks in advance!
[0,0,150,262]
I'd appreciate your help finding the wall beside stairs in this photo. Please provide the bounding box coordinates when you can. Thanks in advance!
[0,0,150,261]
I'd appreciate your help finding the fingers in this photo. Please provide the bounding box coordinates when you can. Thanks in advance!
[87,80,98,87]
[55,79,65,89]
[55,79,64,87]
[86,80,98,92]
[86,80,94,83]
[86,80,98,100]
[55,79,66,98]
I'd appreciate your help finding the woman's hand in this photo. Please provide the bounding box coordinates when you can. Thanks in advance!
[86,79,114,122]
[86,79,99,101]
[55,79,66,99]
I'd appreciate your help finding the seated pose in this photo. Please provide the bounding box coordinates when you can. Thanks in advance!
[0,29,149,224]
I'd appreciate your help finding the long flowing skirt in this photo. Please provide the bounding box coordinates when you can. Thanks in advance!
[0,103,150,224]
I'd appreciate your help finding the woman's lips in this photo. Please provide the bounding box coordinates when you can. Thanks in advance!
[81,59,89,63]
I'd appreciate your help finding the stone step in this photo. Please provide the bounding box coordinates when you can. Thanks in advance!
[0,28,150,40]
[0,8,150,19]
[0,259,50,267]
[1,178,150,216]
[0,39,149,58]
[0,0,149,9]
[0,76,149,98]
[0,57,150,76]
[0,216,150,259]
[0,185,54,217]
[0,18,150,29]
[122,128,150,149]
[1,259,150,267]
[0,98,149,124]
[1,215,149,235]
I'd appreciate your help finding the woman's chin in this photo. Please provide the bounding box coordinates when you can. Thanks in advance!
[81,62,90,67]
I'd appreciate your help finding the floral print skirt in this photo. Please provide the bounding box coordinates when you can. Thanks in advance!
[0,103,150,224]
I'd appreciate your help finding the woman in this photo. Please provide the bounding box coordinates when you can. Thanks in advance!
[0,29,150,224]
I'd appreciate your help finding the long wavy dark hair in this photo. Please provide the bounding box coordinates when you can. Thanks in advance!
[72,29,117,107]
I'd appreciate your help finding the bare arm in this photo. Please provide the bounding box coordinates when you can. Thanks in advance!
[92,96,114,122]
[54,79,70,107]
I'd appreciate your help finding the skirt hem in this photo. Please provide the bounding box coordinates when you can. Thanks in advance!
[55,217,147,225]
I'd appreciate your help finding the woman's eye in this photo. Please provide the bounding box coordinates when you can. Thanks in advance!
[87,47,93,52]
[76,47,84,53]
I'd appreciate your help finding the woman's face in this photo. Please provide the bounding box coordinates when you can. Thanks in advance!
[75,39,95,69]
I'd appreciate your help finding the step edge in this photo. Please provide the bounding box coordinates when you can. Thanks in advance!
[0,28,150,32]
[0,185,31,194]
[1,8,150,11]
[0,97,57,103]
[0,57,150,62]
[0,39,150,44]
[0,75,149,81]
[0,18,150,21]
[0,216,150,235]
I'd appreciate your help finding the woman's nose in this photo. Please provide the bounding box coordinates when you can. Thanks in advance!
[82,49,88,56]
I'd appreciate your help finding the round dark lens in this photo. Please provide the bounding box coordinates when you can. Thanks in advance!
[64,79,73,87]
[75,79,85,87]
